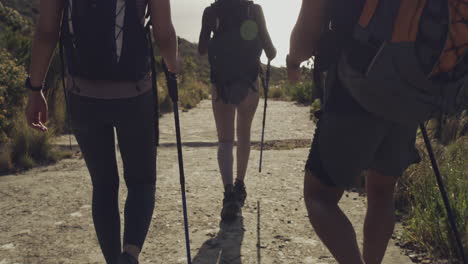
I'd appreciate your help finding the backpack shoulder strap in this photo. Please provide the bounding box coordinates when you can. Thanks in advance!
[358,0,379,28]
[245,1,255,19]
[391,0,426,43]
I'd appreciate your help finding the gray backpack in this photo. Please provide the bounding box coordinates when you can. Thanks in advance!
[337,0,468,124]
[208,0,263,104]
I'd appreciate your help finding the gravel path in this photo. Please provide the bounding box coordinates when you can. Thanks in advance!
[0,100,412,264]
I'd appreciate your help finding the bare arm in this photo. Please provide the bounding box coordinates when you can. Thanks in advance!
[29,0,64,87]
[253,4,276,61]
[288,0,328,66]
[26,0,64,132]
[198,7,215,56]
[149,0,178,72]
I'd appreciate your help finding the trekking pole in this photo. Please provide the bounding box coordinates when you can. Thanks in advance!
[419,124,467,264]
[259,61,271,173]
[163,61,192,264]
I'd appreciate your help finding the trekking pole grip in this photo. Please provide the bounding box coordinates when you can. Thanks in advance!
[162,60,179,103]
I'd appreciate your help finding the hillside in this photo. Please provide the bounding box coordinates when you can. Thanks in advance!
[178,37,286,85]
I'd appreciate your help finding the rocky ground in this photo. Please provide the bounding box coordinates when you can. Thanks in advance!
[0,100,412,264]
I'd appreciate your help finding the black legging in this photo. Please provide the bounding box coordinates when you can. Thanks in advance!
[68,91,157,264]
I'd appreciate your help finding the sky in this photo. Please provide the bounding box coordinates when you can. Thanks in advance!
[172,0,302,67]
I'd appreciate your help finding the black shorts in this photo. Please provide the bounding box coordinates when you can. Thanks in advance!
[305,68,421,188]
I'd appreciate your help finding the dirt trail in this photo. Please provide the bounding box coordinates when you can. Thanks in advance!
[0,100,412,264]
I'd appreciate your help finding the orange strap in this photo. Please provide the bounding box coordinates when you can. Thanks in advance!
[358,0,468,75]
[358,0,380,27]
[359,0,427,42]
[433,0,468,74]
[391,0,427,42]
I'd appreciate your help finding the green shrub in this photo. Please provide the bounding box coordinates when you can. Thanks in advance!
[0,147,13,173]
[0,2,33,32]
[396,137,468,262]
[310,99,321,123]
[0,47,64,172]
[0,48,28,145]
[268,85,284,100]
[287,81,315,104]
[0,26,32,65]
[9,115,61,170]
[179,79,209,110]
[155,55,210,114]
[45,79,69,134]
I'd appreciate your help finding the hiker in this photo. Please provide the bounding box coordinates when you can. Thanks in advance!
[198,0,276,221]
[25,1,178,263]
[288,0,467,263]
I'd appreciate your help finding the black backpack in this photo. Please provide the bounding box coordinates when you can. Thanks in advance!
[208,0,263,99]
[318,0,468,125]
[60,0,151,81]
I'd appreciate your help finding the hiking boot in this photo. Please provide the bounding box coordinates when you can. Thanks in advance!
[234,181,247,206]
[117,252,138,264]
[221,190,240,222]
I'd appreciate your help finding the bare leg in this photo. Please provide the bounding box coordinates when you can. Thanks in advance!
[363,169,397,264]
[304,170,365,264]
[236,88,260,182]
[212,87,236,188]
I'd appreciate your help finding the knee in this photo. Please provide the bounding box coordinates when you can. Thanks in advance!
[127,183,156,199]
[304,170,341,215]
[218,141,234,151]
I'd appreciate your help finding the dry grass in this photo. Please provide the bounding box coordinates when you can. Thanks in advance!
[396,135,468,263]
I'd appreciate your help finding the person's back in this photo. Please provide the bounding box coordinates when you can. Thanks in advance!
[198,0,276,222]
[206,0,263,104]
[25,0,178,263]
[288,0,467,263]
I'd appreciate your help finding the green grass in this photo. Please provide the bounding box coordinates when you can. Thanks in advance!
[0,115,62,172]
[396,136,468,263]
[310,99,321,123]
[263,80,318,104]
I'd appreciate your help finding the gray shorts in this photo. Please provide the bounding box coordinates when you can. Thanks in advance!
[306,69,421,188]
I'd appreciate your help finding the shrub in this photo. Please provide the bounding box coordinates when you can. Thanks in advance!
[0,146,13,173]
[155,56,210,114]
[309,99,321,123]
[0,48,28,145]
[287,81,315,104]
[0,115,61,171]
[268,85,284,100]
[396,136,468,263]
[0,2,32,32]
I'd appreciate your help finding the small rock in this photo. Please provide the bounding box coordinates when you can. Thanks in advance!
[70,211,83,217]
[0,243,15,250]
[16,229,31,235]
